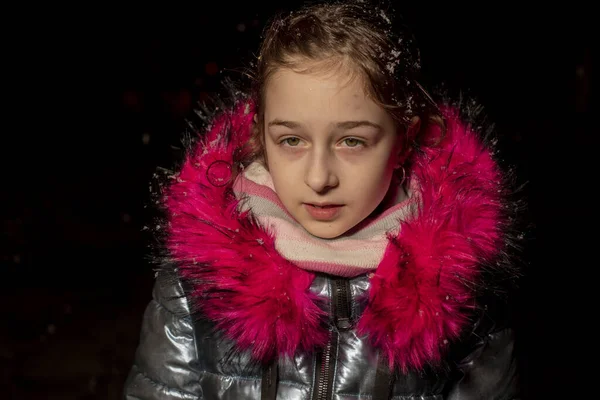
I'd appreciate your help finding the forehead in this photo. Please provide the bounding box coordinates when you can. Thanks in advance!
[264,67,387,123]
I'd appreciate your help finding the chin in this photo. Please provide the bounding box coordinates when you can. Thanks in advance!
[303,222,348,240]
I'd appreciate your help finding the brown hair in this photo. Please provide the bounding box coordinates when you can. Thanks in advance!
[246,0,445,166]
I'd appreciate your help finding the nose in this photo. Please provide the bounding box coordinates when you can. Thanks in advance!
[304,150,339,193]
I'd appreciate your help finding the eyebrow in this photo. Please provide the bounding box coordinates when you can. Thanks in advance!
[267,119,301,129]
[336,120,382,130]
[267,119,382,130]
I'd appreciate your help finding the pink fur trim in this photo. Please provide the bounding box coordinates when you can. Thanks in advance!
[357,107,505,371]
[164,100,508,370]
[165,101,328,360]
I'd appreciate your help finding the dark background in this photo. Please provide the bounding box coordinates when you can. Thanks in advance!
[2,2,592,399]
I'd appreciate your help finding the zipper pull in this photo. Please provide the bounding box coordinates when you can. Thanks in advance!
[336,316,351,330]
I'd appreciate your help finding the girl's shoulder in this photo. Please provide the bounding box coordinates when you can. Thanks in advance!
[150,268,193,318]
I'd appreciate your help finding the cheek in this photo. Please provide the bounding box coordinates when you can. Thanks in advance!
[267,157,298,201]
[265,144,283,177]
[358,150,396,180]
[369,167,394,194]
[346,156,395,203]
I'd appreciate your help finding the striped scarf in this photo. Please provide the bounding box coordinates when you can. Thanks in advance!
[232,162,417,277]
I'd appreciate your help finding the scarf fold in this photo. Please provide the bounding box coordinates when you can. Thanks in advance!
[233,161,417,277]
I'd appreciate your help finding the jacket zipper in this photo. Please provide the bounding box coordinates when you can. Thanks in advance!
[312,278,352,400]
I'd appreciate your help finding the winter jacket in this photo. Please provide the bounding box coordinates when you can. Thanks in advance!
[123,99,521,400]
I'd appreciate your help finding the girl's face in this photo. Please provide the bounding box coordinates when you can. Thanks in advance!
[263,66,401,239]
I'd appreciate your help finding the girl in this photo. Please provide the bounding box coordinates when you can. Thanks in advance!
[124,1,523,399]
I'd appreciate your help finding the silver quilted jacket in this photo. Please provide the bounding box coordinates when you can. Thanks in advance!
[123,98,521,399]
[123,269,519,400]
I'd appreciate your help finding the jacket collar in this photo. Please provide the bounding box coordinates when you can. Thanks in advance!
[162,98,518,372]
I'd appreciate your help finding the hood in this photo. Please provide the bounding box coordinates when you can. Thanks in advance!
[161,97,520,372]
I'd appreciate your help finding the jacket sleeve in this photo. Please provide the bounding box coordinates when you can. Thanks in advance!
[445,293,521,400]
[123,269,202,400]
[446,326,519,400]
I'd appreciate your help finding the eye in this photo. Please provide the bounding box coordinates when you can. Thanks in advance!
[281,137,301,146]
[342,138,365,147]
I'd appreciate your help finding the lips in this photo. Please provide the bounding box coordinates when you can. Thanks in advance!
[303,203,344,221]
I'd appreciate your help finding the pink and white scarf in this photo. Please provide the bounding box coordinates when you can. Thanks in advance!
[232,162,417,277]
